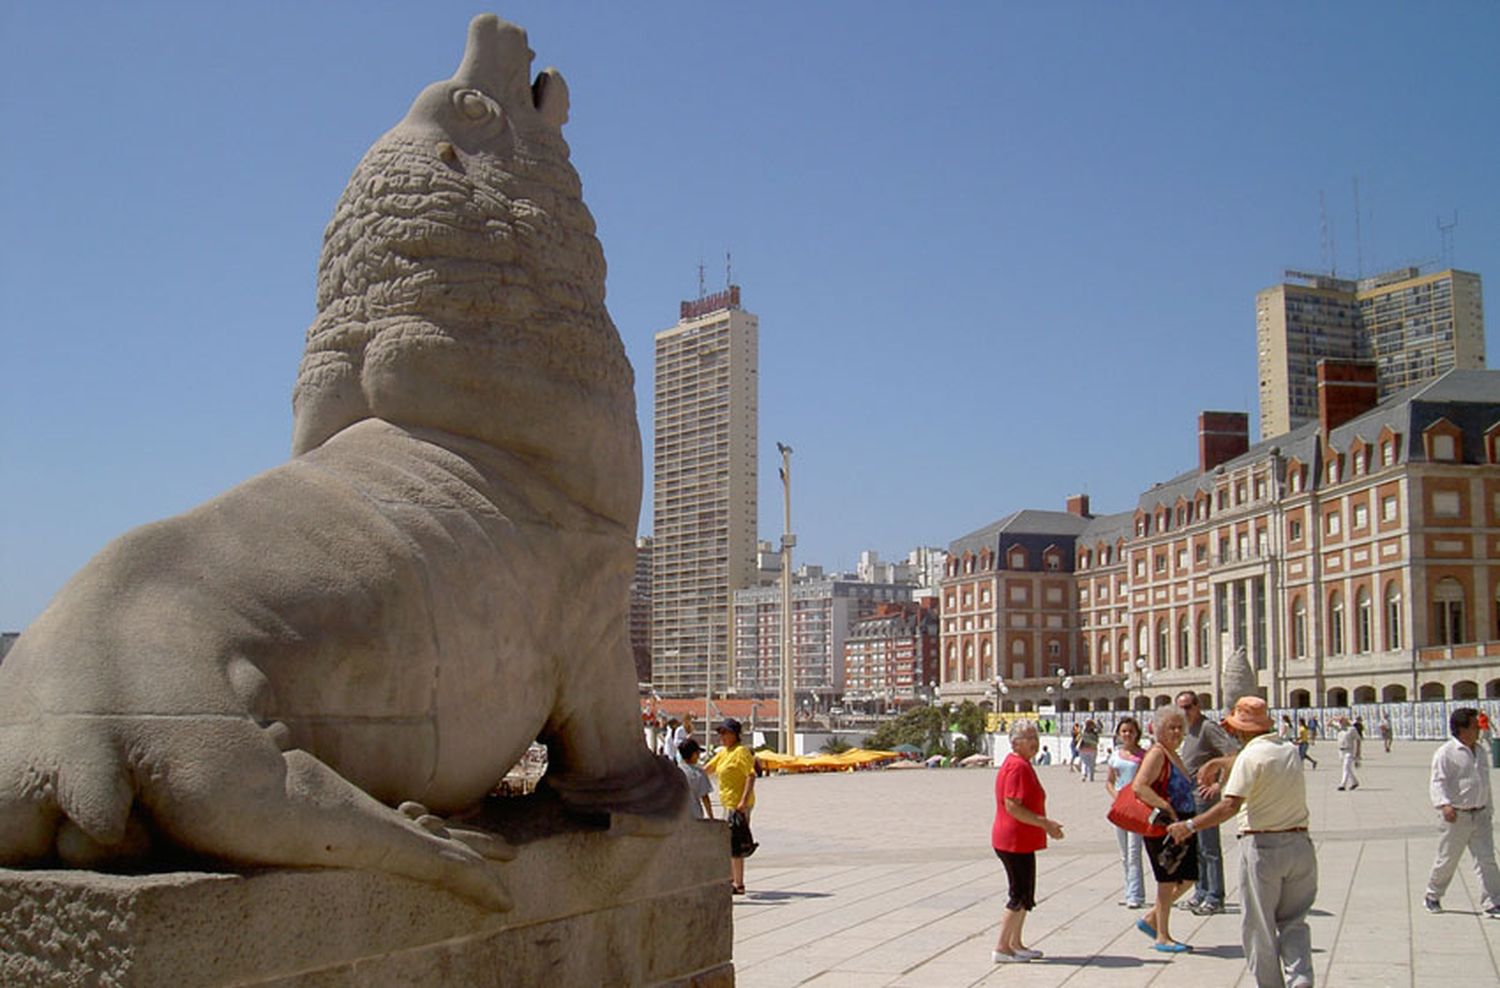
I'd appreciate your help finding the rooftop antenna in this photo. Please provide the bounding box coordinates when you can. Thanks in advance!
[1437,210,1457,268]
[697,258,706,301]
[725,251,733,289]
[1319,190,1337,276]
[1353,177,1363,279]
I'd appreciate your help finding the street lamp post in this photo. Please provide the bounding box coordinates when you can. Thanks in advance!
[1130,657,1154,710]
[777,442,795,755]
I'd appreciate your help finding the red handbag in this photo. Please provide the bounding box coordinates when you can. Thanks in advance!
[1107,761,1169,837]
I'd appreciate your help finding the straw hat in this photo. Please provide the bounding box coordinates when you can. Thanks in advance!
[1223,696,1273,734]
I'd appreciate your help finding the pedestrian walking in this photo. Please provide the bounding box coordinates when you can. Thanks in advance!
[1175,690,1237,915]
[991,720,1065,964]
[1336,717,1361,791]
[1078,719,1100,782]
[1423,707,1500,917]
[1295,720,1317,769]
[1105,717,1146,909]
[1166,696,1316,988]
[1380,717,1393,753]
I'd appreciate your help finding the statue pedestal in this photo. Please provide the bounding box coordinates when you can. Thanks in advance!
[1,807,732,986]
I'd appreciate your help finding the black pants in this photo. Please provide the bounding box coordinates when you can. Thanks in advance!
[994,849,1037,911]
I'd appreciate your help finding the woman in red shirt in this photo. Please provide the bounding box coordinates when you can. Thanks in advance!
[991,720,1065,963]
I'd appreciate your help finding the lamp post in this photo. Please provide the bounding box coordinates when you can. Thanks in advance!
[1130,657,1153,710]
[777,442,795,755]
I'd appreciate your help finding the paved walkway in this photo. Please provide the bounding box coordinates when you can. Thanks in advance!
[726,740,1500,987]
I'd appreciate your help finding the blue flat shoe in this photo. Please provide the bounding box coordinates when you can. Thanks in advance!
[1136,918,1156,939]
[1153,942,1192,953]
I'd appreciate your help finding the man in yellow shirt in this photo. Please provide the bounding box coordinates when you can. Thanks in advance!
[1167,696,1315,988]
[705,718,757,894]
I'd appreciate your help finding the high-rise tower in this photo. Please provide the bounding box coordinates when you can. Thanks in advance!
[1257,267,1484,438]
[650,286,758,697]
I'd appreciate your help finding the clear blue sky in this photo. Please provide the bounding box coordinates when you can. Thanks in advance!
[2,2,1497,630]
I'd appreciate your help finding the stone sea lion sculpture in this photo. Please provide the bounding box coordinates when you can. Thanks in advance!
[0,13,683,911]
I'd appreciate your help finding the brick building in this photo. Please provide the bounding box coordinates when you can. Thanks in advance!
[942,366,1500,712]
[842,598,940,710]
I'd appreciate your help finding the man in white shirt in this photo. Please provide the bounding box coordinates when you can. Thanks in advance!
[1335,717,1361,791]
[1167,696,1314,988]
[1424,707,1500,916]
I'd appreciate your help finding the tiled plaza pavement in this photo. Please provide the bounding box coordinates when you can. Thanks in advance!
[725,740,1500,987]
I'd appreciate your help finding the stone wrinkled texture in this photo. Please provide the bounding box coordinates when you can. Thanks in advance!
[1221,645,1260,707]
[1,803,732,986]
[0,12,684,916]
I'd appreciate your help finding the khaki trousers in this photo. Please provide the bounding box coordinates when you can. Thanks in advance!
[1239,831,1317,988]
[1426,805,1500,907]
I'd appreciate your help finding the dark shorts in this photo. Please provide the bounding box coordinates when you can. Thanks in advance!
[993,848,1037,911]
[727,810,758,858]
[1145,833,1199,884]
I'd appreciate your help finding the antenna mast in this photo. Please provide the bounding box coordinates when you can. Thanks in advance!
[725,251,733,289]
[1319,190,1337,276]
[1353,177,1363,279]
[697,258,706,301]
[1437,211,1457,268]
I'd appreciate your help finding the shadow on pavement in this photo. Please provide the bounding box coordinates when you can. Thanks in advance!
[737,890,833,904]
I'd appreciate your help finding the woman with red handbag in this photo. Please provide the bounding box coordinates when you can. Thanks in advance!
[1105,717,1146,908]
[1131,706,1199,953]
[990,720,1065,964]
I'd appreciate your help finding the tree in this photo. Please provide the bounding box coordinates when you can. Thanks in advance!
[865,705,949,756]
[819,736,851,754]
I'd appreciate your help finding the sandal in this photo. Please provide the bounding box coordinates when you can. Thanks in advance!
[731,883,746,895]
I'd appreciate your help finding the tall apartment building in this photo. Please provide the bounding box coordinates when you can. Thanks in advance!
[629,536,652,684]
[650,287,758,697]
[843,598,940,710]
[731,577,912,705]
[1257,267,1485,438]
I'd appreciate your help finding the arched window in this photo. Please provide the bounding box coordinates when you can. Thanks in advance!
[1178,616,1191,669]
[962,640,974,680]
[979,638,992,681]
[1328,591,1345,655]
[1356,587,1373,653]
[1434,578,1466,645]
[1156,620,1169,671]
[1136,623,1150,668]
[1292,596,1308,659]
[1384,582,1403,650]
[1197,612,1211,667]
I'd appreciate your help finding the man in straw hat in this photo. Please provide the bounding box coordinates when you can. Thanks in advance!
[1166,696,1315,988]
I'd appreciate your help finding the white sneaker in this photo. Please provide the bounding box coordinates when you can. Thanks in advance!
[992,950,1030,963]
[1015,948,1044,960]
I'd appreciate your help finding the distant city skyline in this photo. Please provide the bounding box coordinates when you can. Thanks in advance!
[3,3,1498,630]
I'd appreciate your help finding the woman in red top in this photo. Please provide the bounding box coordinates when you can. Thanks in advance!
[991,720,1065,963]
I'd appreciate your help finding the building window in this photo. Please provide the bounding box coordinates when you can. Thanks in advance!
[1178,616,1190,669]
[1290,469,1303,493]
[1197,613,1210,667]
[1382,495,1398,523]
[1356,587,1372,653]
[1328,459,1340,484]
[1384,582,1402,650]
[1289,518,1303,542]
[1156,620,1169,670]
[1328,592,1345,655]
[1433,578,1466,645]
[1382,440,1395,466]
[1195,544,1207,563]
[1431,433,1457,461]
[1044,553,1060,571]
[1047,641,1060,657]
[1292,596,1307,659]
[1176,548,1188,569]
[1431,491,1461,518]
[1009,584,1026,603]
[1353,503,1368,529]
[1154,553,1167,574]
[1326,511,1341,537]
[1254,479,1266,500]
[1011,638,1026,657]
[1134,559,1146,578]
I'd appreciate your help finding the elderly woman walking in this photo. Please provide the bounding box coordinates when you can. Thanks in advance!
[1131,705,1198,953]
[1105,716,1147,908]
[991,720,1065,963]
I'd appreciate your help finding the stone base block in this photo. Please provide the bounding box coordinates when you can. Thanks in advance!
[1,796,733,987]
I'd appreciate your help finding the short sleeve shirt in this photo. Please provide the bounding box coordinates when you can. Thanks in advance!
[1179,716,1238,774]
[992,753,1047,853]
[1223,733,1309,833]
[704,744,756,812]
[678,762,713,819]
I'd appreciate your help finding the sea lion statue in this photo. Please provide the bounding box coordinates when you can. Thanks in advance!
[0,13,683,911]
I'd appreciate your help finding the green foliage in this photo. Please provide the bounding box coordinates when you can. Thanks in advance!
[864,704,949,756]
[819,736,852,754]
[952,737,980,761]
[952,701,985,747]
